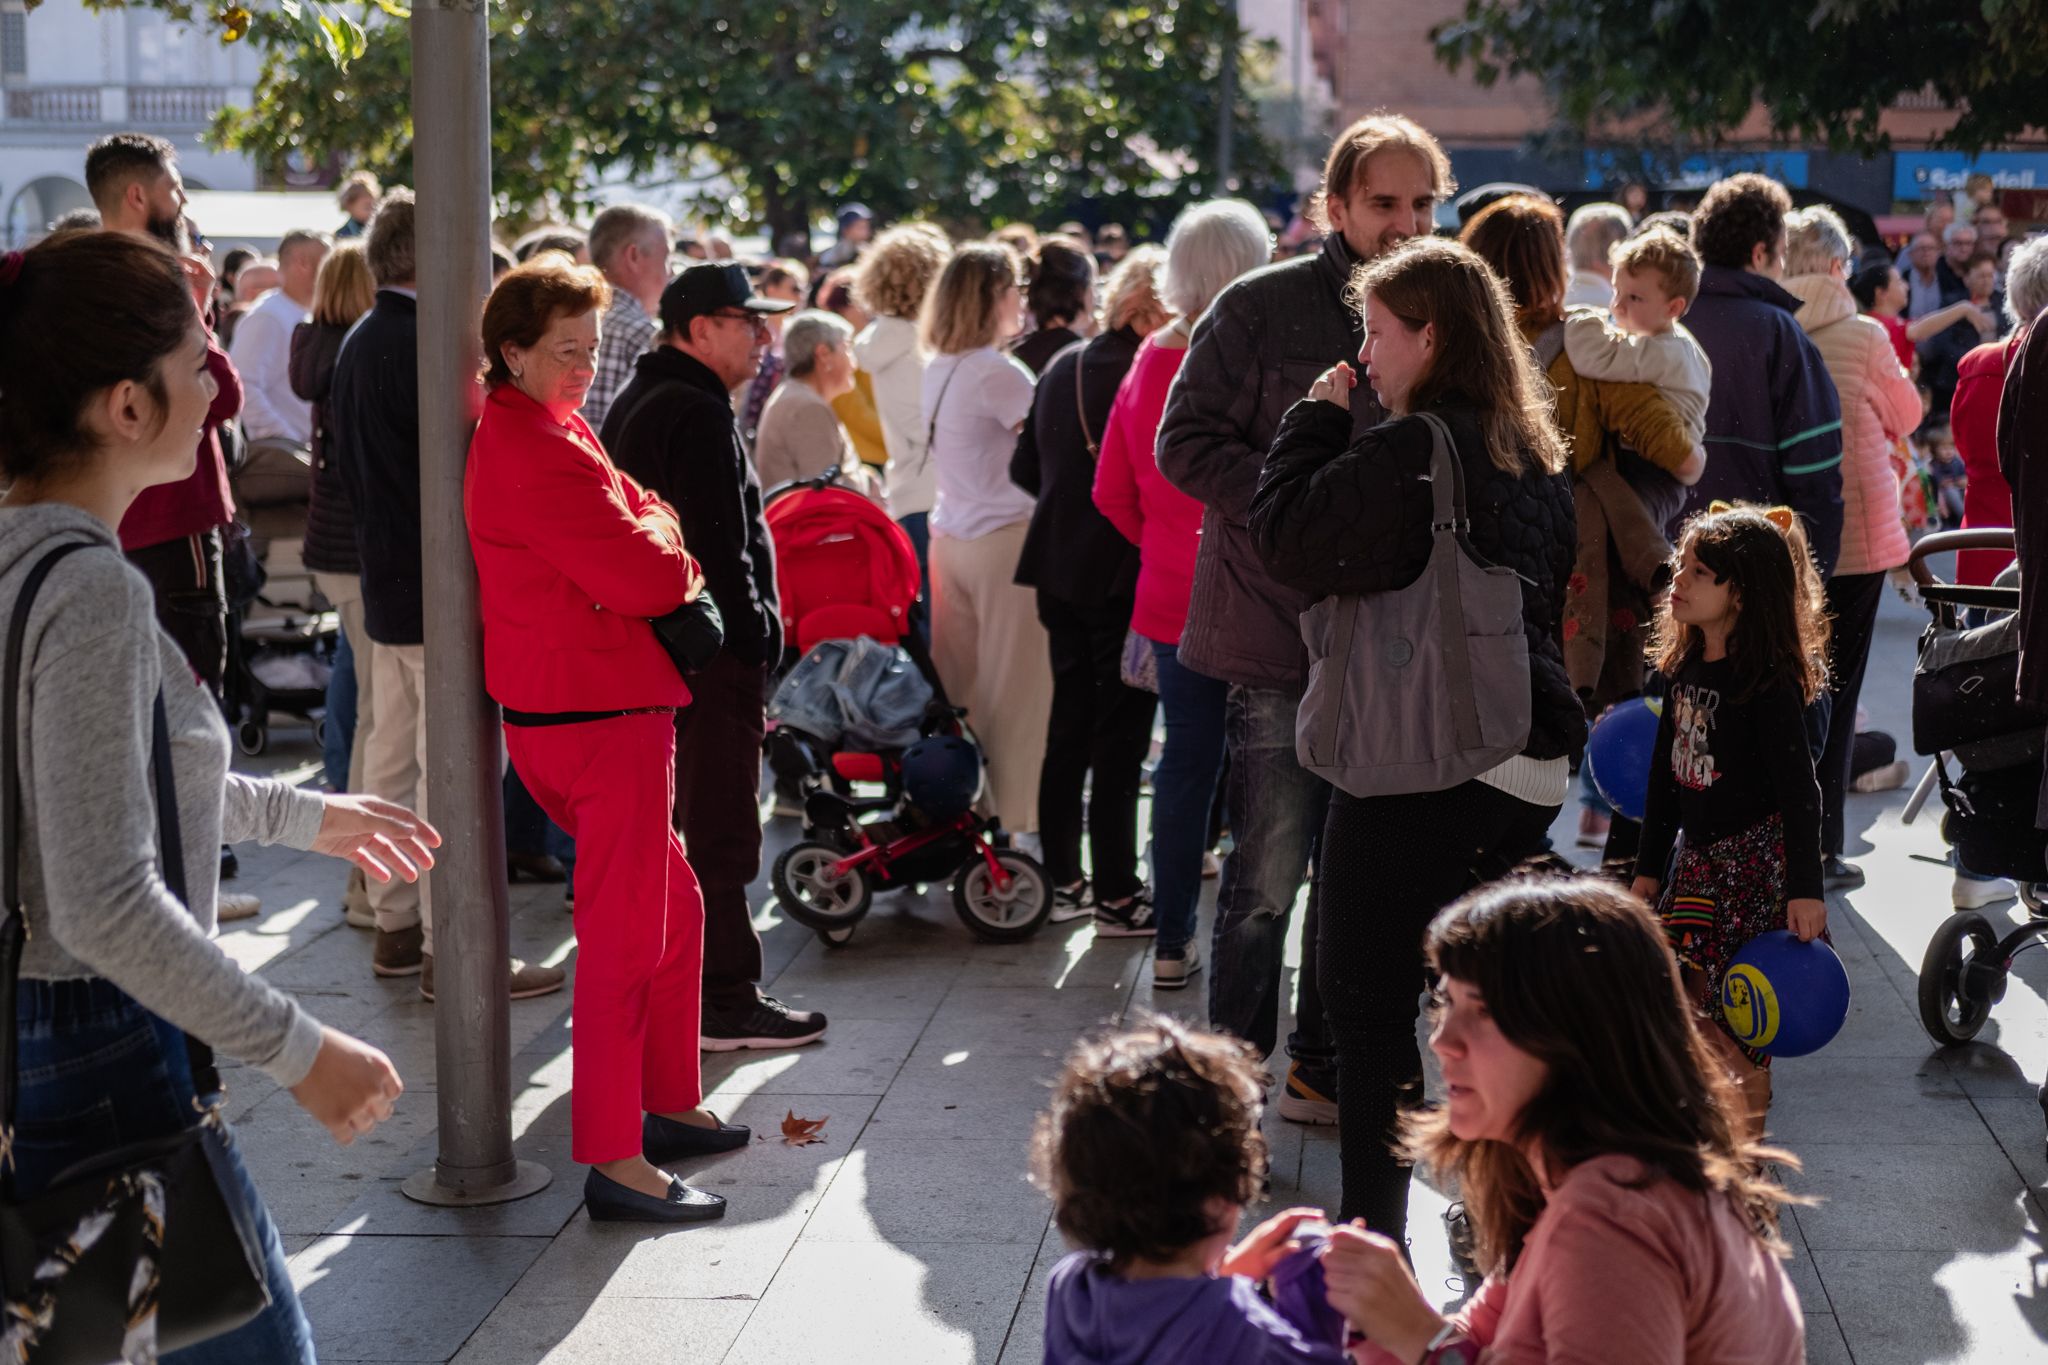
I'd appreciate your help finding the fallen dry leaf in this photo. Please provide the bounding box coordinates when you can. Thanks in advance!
[780,1109,828,1146]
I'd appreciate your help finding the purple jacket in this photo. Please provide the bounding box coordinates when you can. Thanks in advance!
[1042,1251,1349,1365]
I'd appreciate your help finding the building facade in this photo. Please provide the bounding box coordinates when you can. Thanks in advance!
[0,0,261,243]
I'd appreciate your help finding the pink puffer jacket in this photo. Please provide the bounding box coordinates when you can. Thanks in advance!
[1784,273,1922,576]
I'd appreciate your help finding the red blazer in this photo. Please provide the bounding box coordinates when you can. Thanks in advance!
[465,384,703,713]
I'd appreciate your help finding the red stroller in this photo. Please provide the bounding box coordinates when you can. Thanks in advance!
[761,474,1049,947]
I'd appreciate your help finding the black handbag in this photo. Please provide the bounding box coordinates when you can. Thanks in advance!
[0,542,270,1361]
[650,594,725,677]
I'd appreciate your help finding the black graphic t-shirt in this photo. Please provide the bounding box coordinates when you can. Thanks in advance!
[1634,654,1824,900]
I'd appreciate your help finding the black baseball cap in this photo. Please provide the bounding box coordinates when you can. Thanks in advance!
[659,261,795,334]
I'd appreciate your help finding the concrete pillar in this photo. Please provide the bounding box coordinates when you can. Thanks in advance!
[399,0,548,1208]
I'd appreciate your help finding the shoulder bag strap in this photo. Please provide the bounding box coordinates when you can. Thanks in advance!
[1072,339,1099,459]
[923,358,962,467]
[1,540,93,1182]
[1413,412,1486,753]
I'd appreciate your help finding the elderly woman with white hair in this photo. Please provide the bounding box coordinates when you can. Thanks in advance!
[752,308,882,501]
[1563,201,1633,307]
[1091,199,1271,988]
[1953,234,2048,591]
[1782,204,1925,884]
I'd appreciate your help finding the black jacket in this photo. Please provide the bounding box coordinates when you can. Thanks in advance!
[602,346,782,667]
[1010,326,1141,604]
[289,318,359,577]
[1011,324,1083,378]
[1250,398,1585,763]
[329,290,422,645]
[1157,232,1381,691]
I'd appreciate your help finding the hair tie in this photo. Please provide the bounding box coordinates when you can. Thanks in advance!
[0,252,22,290]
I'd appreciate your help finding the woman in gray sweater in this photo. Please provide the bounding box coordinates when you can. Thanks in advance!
[0,230,433,1360]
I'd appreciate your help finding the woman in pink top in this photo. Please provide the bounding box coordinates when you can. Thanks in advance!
[1093,199,1273,984]
[1322,877,1804,1365]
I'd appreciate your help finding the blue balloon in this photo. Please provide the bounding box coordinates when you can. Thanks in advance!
[1720,930,1851,1058]
[1586,697,1660,821]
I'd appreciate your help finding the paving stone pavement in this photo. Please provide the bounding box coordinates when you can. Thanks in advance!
[219,583,2048,1362]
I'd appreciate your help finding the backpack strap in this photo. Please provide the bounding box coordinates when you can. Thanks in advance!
[1414,412,1486,754]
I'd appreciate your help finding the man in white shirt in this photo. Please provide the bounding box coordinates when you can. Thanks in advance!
[581,202,672,431]
[1563,202,1632,308]
[229,228,330,448]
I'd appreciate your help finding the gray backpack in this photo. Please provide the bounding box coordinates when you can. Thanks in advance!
[1294,411,1532,797]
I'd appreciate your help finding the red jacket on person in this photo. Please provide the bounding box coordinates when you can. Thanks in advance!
[1954,330,2023,585]
[119,338,239,551]
[464,384,703,714]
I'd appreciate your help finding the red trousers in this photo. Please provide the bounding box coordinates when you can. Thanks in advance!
[505,712,704,1164]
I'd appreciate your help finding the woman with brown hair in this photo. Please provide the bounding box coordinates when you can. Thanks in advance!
[1320,877,1804,1364]
[1249,236,1582,1239]
[466,255,745,1223]
[1460,195,1701,850]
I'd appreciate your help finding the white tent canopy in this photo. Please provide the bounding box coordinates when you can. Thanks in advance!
[183,190,340,253]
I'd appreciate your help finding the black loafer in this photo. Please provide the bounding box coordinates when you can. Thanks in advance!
[643,1111,751,1163]
[583,1167,727,1223]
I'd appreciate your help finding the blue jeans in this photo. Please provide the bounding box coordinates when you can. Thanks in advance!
[1149,639,1228,956]
[322,621,355,790]
[898,512,932,652]
[1206,683,1335,1068]
[12,979,315,1363]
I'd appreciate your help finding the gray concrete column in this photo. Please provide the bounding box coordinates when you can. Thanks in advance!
[400,0,548,1208]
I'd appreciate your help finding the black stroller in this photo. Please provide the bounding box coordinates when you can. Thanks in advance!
[1908,532,2048,1122]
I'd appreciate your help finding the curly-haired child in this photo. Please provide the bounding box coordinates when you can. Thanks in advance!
[1030,1016,1349,1363]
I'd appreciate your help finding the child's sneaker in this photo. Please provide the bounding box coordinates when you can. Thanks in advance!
[1093,888,1156,938]
[1050,880,1095,924]
[1850,759,1911,793]
[1153,944,1201,991]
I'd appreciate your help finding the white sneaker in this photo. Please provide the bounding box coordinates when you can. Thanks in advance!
[1010,831,1044,861]
[1201,850,1223,880]
[1954,874,2017,909]
[1153,944,1201,991]
[218,892,262,923]
[1851,759,1912,794]
[1050,880,1095,924]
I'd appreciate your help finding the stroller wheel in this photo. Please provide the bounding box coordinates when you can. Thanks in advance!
[818,925,857,948]
[236,720,268,757]
[773,841,872,930]
[1918,910,2002,1045]
[951,849,1051,943]
[313,715,328,749]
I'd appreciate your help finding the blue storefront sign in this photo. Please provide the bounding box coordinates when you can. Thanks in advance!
[1894,152,2048,202]
[1583,150,1810,190]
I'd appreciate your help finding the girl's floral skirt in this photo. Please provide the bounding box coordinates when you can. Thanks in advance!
[1656,813,1789,1069]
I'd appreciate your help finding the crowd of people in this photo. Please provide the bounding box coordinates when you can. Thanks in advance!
[4,110,2047,1361]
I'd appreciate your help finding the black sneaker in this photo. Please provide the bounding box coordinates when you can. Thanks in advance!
[1821,856,1865,891]
[1050,880,1095,925]
[1092,888,1156,938]
[700,994,828,1052]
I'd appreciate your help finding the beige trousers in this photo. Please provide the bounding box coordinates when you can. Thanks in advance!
[314,571,376,922]
[929,522,1053,833]
[360,640,431,949]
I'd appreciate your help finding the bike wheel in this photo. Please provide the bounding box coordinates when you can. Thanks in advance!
[951,850,1051,943]
[773,841,871,931]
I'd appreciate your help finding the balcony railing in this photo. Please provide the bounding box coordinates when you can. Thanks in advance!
[4,85,227,127]
[128,85,227,125]
[6,86,100,123]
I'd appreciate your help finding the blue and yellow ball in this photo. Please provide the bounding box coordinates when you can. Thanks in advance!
[1720,930,1851,1058]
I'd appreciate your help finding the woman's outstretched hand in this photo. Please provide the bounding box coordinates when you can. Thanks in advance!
[313,793,442,885]
[1321,1224,1447,1362]
[289,1027,402,1145]
[1309,362,1356,410]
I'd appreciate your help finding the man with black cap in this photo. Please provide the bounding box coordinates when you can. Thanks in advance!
[602,262,828,1052]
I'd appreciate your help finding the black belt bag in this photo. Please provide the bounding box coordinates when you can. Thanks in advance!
[0,541,269,1361]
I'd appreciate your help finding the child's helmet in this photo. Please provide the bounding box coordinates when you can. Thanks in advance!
[899,735,982,818]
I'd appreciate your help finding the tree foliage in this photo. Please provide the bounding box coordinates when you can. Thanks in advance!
[1434,0,2048,158]
[147,0,1280,238]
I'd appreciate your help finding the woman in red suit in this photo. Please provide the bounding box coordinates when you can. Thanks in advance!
[465,255,746,1223]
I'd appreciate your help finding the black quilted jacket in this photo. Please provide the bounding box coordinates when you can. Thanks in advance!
[1249,397,1586,763]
